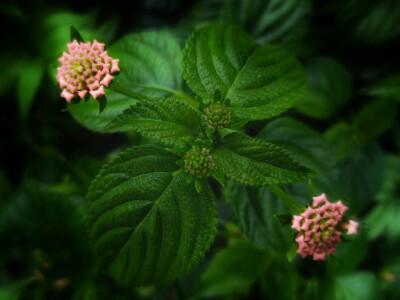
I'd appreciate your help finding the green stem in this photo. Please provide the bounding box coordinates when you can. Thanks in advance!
[269,185,303,215]
[108,82,148,100]
[174,90,199,109]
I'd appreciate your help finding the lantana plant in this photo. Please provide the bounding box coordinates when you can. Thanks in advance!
[57,24,359,287]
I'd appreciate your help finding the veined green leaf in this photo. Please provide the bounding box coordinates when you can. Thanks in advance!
[259,117,339,195]
[352,98,398,144]
[109,31,183,97]
[222,0,311,46]
[224,183,292,251]
[69,90,136,132]
[183,24,307,120]
[86,146,217,286]
[105,97,202,147]
[296,57,352,120]
[193,240,269,298]
[212,133,314,186]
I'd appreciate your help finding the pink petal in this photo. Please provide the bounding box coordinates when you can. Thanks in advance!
[347,220,359,235]
[313,252,326,260]
[312,193,327,207]
[89,86,105,99]
[291,215,302,231]
[61,89,75,102]
[100,74,113,86]
[111,59,120,73]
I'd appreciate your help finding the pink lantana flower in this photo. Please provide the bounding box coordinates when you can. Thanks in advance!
[56,40,120,102]
[291,193,359,261]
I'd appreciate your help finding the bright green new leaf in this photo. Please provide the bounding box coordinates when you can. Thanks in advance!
[105,97,202,147]
[183,24,307,120]
[296,57,352,119]
[86,146,217,286]
[69,90,136,132]
[224,183,292,251]
[212,133,314,186]
[109,31,183,97]
[193,240,269,298]
[222,0,311,46]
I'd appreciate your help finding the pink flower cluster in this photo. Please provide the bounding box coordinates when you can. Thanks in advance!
[57,40,120,102]
[291,193,359,260]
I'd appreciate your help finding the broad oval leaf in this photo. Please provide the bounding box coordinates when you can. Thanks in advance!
[224,183,292,251]
[69,90,136,133]
[259,117,339,195]
[183,24,307,120]
[86,146,218,286]
[212,133,314,186]
[222,0,311,46]
[105,97,202,147]
[193,240,269,298]
[295,57,352,120]
[109,30,183,97]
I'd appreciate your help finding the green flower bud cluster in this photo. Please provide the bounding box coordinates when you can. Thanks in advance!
[204,103,231,130]
[184,147,215,177]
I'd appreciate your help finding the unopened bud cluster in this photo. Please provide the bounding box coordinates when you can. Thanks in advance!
[204,104,231,130]
[57,40,120,102]
[184,147,215,177]
[291,193,359,261]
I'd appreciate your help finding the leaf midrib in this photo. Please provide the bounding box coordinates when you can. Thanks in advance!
[111,174,178,267]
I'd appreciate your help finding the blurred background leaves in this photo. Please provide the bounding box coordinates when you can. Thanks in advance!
[1,0,400,299]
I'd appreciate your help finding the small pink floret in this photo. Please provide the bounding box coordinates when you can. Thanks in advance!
[57,39,119,102]
[347,220,359,235]
[90,86,105,99]
[291,193,358,261]
[312,193,327,207]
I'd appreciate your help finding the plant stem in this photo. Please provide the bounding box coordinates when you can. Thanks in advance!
[269,185,303,215]
[108,82,148,100]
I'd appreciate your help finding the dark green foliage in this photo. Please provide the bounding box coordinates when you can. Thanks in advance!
[212,133,314,186]
[2,0,400,298]
[105,97,202,146]
[86,146,218,286]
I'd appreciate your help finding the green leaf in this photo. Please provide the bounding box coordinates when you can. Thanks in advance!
[362,74,400,101]
[70,25,84,42]
[339,0,400,44]
[193,240,269,298]
[108,31,183,97]
[69,90,136,132]
[17,60,44,117]
[183,24,307,120]
[105,97,202,147]
[98,95,107,114]
[352,98,398,144]
[224,183,292,251]
[212,133,313,186]
[222,0,311,46]
[336,142,385,213]
[324,121,354,160]
[0,278,34,300]
[1,181,91,276]
[259,117,339,195]
[86,146,217,286]
[327,272,379,300]
[366,155,400,242]
[295,57,352,119]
